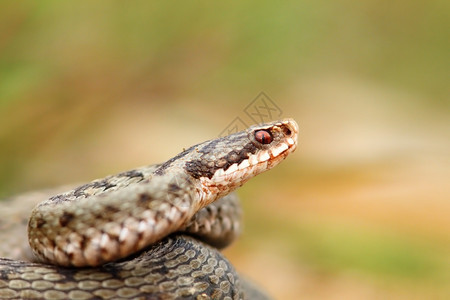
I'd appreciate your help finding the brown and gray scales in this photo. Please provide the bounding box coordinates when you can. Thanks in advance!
[0,119,298,299]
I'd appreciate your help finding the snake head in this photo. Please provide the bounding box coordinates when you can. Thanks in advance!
[184,118,299,206]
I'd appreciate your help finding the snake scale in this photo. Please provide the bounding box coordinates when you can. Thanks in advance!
[0,119,298,299]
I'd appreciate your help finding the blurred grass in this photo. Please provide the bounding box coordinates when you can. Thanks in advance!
[245,211,446,281]
[1,1,449,299]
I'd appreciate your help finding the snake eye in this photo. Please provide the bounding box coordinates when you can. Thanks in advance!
[255,130,272,144]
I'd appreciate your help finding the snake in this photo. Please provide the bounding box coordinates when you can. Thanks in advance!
[0,118,298,299]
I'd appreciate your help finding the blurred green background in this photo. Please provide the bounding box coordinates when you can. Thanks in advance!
[1,1,449,299]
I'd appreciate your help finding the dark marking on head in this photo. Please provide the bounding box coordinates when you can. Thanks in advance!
[59,212,74,227]
[185,160,212,179]
[185,141,257,179]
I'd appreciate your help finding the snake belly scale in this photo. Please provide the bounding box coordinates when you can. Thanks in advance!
[0,118,298,299]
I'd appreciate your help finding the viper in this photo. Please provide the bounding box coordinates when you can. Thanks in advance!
[0,118,298,299]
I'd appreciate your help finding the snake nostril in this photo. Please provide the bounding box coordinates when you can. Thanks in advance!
[284,128,292,136]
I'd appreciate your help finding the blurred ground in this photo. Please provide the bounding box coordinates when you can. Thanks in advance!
[1,2,449,299]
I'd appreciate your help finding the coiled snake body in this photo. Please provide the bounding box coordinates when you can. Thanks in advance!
[0,119,298,299]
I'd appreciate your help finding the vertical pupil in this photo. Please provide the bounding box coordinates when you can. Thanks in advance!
[255,130,272,144]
